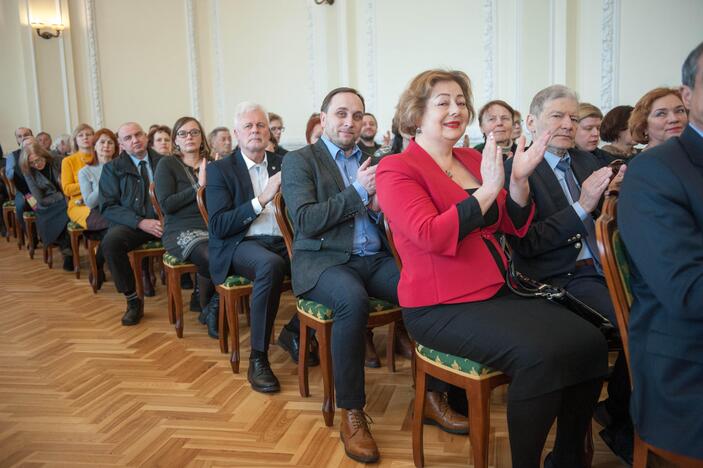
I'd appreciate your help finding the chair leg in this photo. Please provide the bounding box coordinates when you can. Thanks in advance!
[633,434,648,468]
[584,422,594,467]
[466,381,491,468]
[298,319,310,397]
[386,321,397,372]
[218,289,228,354]
[228,293,240,374]
[27,223,36,259]
[70,230,82,279]
[412,366,427,468]
[319,323,334,427]
[129,252,144,301]
[87,240,99,294]
[15,213,24,250]
[44,245,53,268]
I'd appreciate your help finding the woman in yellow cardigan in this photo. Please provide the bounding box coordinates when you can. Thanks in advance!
[61,123,94,228]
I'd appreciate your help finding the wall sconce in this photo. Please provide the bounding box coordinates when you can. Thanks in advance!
[314,0,334,4]
[31,22,65,39]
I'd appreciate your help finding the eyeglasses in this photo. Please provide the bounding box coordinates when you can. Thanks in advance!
[176,129,202,138]
[270,126,285,133]
[29,158,44,168]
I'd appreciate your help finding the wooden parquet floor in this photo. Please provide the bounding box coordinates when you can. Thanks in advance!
[0,239,626,467]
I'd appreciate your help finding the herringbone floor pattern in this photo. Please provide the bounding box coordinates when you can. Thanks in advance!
[0,239,625,467]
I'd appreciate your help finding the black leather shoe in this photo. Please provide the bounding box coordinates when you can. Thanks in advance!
[205,303,219,339]
[180,273,194,289]
[277,327,320,367]
[199,293,219,324]
[189,290,201,312]
[121,298,143,326]
[247,356,280,393]
[62,255,74,272]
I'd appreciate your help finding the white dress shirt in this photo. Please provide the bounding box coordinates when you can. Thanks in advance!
[242,151,282,237]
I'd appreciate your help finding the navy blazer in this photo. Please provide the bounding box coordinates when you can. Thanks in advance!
[207,149,282,285]
[504,148,605,284]
[618,124,703,459]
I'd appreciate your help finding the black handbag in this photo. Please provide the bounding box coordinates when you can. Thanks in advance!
[501,242,616,339]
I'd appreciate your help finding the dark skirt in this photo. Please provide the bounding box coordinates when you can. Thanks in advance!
[403,286,608,401]
[36,198,70,246]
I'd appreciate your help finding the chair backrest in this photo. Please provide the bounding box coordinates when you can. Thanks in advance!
[383,217,403,271]
[272,192,294,260]
[148,182,165,224]
[196,185,208,226]
[595,180,634,377]
[0,167,16,198]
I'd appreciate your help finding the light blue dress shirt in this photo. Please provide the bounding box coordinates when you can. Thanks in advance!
[321,135,381,256]
[543,151,593,261]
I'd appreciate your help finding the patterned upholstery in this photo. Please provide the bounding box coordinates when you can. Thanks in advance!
[67,221,84,231]
[612,231,634,307]
[221,275,252,288]
[297,297,398,322]
[416,343,498,379]
[2,200,15,208]
[134,240,163,250]
[23,211,36,219]
[163,252,193,267]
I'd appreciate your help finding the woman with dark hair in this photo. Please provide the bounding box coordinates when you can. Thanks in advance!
[20,142,73,271]
[154,117,218,337]
[377,69,607,468]
[600,105,637,158]
[148,125,173,156]
[61,123,95,229]
[629,87,688,151]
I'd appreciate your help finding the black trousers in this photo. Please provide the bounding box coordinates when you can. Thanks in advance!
[560,265,631,424]
[230,236,289,353]
[101,225,157,295]
[304,253,399,409]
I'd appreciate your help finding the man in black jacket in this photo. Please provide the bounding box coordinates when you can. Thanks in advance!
[505,85,632,463]
[99,122,163,326]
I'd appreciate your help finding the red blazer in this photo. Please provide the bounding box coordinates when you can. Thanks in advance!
[376,140,534,307]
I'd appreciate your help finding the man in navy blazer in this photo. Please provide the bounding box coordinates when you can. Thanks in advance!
[618,42,703,461]
[206,102,305,394]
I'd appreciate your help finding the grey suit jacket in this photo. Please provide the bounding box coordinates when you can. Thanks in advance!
[281,139,379,296]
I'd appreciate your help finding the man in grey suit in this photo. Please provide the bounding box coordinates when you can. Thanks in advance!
[281,87,397,463]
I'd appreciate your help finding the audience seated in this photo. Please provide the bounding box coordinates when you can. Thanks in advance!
[99,122,163,326]
[268,112,288,156]
[154,117,218,336]
[618,41,703,462]
[61,124,95,229]
[19,142,73,270]
[148,125,173,156]
[6,128,35,235]
[36,132,52,152]
[357,113,381,157]
[376,70,607,468]
[575,102,617,165]
[511,109,524,149]
[50,133,73,159]
[207,126,233,160]
[629,87,688,151]
[600,105,637,158]
[474,99,515,157]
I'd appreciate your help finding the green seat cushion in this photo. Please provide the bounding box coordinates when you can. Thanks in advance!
[2,200,15,208]
[416,343,497,378]
[221,275,252,288]
[297,297,398,322]
[23,211,36,219]
[162,252,193,267]
[67,221,84,231]
[136,240,163,250]
[613,231,634,307]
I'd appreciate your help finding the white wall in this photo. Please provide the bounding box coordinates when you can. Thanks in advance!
[1,0,701,152]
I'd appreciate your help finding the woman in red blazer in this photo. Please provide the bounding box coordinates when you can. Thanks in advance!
[376,70,608,468]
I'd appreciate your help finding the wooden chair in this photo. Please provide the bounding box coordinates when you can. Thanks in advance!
[1,167,17,243]
[23,211,38,259]
[596,182,703,468]
[67,221,85,278]
[149,183,198,338]
[197,185,254,371]
[383,218,510,468]
[273,193,401,427]
[87,238,101,293]
[126,195,165,301]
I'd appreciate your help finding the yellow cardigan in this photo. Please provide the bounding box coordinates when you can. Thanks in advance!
[61,151,93,228]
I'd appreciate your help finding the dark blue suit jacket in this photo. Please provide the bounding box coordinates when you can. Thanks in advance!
[206,149,282,285]
[619,124,703,459]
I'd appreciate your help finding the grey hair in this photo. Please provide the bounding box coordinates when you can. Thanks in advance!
[529,84,579,117]
[682,41,703,88]
[233,102,268,128]
[208,126,230,146]
[50,134,72,153]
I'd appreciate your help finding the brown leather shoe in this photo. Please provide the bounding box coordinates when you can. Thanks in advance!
[394,322,414,359]
[340,409,380,463]
[422,391,469,435]
[364,330,380,368]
